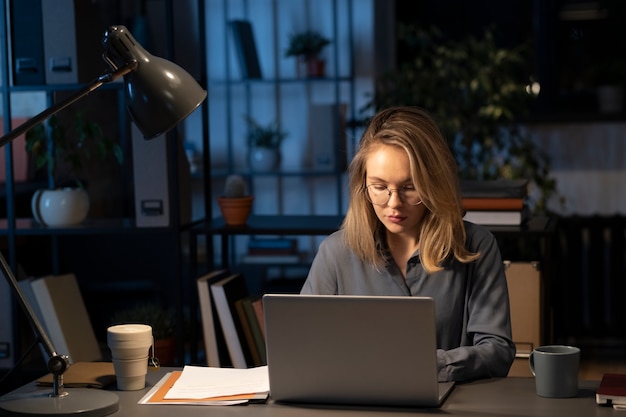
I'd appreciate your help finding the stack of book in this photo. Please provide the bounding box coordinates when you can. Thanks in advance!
[460,179,530,226]
[241,238,301,264]
[197,270,266,369]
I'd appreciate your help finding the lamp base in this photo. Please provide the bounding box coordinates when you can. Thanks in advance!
[0,389,119,417]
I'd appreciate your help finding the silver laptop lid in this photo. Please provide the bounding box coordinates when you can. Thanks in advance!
[263,294,451,407]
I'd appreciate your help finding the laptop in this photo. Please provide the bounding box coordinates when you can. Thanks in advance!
[262,294,455,407]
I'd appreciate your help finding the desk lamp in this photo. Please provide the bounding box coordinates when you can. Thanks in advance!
[0,25,206,416]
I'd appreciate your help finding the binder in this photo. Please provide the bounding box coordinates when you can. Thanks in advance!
[229,20,262,79]
[7,0,45,85]
[21,274,102,364]
[40,0,103,84]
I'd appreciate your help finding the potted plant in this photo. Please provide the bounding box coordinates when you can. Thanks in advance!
[245,115,287,172]
[587,59,626,114]
[109,303,177,366]
[217,174,254,226]
[362,25,558,214]
[25,111,123,226]
[284,30,331,77]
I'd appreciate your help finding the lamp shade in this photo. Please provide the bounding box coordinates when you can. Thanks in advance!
[102,25,207,139]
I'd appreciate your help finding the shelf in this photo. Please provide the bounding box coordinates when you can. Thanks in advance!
[208,76,353,85]
[196,215,556,238]
[195,215,344,236]
[208,169,347,178]
[3,81,124,93]
[0,218,182,236]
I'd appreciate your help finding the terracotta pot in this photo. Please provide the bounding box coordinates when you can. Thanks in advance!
[217,196,254,226]
[296,56,326,78]
[154,337,177,366]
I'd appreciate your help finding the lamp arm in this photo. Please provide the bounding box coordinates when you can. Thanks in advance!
[0,60,137,149]
[0,251,69,375]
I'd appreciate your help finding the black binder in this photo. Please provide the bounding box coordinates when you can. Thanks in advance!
[8,0,45,85]
[229,20,263,79]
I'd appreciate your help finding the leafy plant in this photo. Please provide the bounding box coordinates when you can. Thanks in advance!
[25,111,123,188]
[284,30,331,58]
[245,116,287,149]
[109,303,175,340]
[362,25,559,214]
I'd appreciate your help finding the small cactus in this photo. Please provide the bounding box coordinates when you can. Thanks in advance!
[223,175,248,198]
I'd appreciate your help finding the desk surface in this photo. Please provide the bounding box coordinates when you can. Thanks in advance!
[2,369,617,417]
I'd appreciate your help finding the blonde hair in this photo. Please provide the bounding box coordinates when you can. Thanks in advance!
[342,106,479,273]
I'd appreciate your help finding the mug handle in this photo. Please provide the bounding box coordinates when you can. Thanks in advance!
[529,351,536,376]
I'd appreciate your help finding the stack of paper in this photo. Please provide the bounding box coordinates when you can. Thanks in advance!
[139,365,269,406]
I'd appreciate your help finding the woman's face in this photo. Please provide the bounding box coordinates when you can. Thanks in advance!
[364,144,427,239]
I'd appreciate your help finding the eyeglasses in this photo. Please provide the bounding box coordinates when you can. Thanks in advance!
[364,184,423,206]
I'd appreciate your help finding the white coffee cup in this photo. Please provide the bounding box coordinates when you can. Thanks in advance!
[107,324,153,391]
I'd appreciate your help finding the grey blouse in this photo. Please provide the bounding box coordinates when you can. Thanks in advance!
[300,221,516,382]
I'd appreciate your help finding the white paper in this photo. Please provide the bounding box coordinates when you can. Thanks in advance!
[138,372,248,405]
[164,365,269,400]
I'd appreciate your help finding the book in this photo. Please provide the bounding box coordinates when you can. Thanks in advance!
[241,254,302,264]
[240,296,266,365]
[248,238,297,250]
[210,273,252,368]
[229,20,262,79]
[245,238,300,260]
[196,269,230,367]
[462,197,524,211]
[26,274,102,364]
[596,373,626,408]
[251,297,265,339]
[306,103,348,171]
[460,179,529,199]
[234,297,263,367]
[463,206,530,226]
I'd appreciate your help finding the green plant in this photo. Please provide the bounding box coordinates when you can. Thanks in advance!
[245,116,287,149]
[362,25,558,214]
[284,30,331,58]
[109,303,175,340]
[25,111,123,188]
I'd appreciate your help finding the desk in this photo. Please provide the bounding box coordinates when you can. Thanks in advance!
[1,369,616,417]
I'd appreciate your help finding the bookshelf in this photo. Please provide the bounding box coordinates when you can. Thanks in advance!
[0,0,208,370]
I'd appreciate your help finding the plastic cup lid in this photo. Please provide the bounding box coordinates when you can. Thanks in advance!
[107,324,153,342]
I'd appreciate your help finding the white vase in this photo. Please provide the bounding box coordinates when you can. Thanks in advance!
[31,188,90,226]
[249,147,280,172]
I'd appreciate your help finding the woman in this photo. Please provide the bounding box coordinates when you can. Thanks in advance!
[301,106,515,382]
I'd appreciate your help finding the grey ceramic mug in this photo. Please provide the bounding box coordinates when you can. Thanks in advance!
[529,345,580,398]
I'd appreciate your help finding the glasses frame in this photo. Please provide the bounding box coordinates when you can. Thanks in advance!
[364,184,423,206]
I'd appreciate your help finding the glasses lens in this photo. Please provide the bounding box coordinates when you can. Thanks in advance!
[366,184,388,205]
[401,187,422,205]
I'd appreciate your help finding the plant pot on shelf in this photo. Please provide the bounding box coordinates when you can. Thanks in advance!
[31,188,90,226]
[297,56,326,78]
[217,196,254,226]
[248,147,281,172]
[597,85,624,114]
[154,337,177,366]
